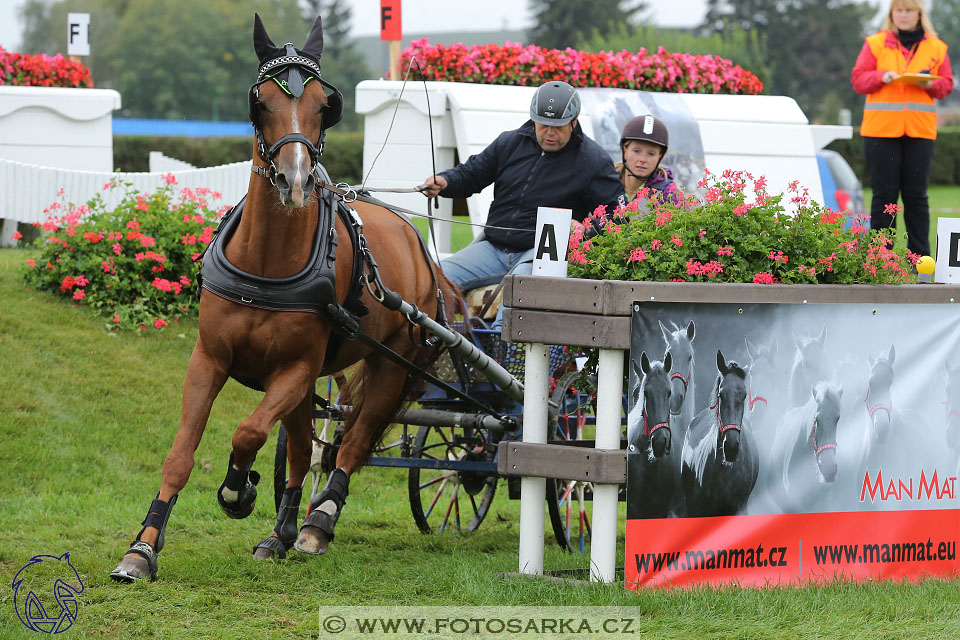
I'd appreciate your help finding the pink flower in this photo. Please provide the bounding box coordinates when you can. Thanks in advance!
[883,202,903,216]
[752,272,775,284]
[154,318,168,329]
[73,289,85,300]
[671,235,683,247]
[11,230,22,240]
[163,172,178,185]
[26,259,36,268]
[650,239,663,250]
[699,228,707,238]
[113,314,121,323]
[628,247,648,262]
[112,243,123,256]
[716,245,733,257]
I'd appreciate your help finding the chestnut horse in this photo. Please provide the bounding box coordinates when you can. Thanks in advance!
[111,14,458,582]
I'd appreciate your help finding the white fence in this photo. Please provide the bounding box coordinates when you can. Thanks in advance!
[0,155,251,245]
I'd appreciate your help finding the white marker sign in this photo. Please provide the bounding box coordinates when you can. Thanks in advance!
[935,217,960,283]
[68,13,90,57]
[531,206,572,278]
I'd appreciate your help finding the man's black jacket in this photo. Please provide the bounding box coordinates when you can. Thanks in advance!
[438,120,623,251]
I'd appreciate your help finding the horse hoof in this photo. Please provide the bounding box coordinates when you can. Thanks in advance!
[109,553,153,583]
[294,525,330,555]
[253,546,278,561]
[219,498,256,520]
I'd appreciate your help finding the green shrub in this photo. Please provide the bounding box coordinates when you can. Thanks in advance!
[113,130,366,184]
[16,176,224,331]
[569,170,916,285]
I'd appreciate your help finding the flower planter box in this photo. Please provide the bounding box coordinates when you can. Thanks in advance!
[502,276,960,348]
[0,86,121,245]
[500,274,960,584]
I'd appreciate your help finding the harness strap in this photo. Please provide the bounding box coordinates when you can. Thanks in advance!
[864,384,893,419]
[810,419,837,456]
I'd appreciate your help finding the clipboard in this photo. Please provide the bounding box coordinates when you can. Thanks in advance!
[893,73,939,85]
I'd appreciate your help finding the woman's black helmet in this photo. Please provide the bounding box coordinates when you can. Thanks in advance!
[620,115,669,154]
[530,81,581,126]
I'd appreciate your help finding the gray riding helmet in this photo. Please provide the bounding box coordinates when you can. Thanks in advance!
[530,81,581,126]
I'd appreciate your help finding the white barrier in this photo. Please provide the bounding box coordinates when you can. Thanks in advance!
[0,157,252,245]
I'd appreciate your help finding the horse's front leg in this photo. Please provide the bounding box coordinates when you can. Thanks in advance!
[110,345,228,582]
[211,364,317,559]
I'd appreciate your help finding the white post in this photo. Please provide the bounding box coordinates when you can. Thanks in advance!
[518,341,549,575]
[591,347,624,583]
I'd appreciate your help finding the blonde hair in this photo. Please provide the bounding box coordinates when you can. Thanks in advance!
[882,0,938,37]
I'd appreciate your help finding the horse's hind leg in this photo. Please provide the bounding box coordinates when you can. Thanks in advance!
[252,392,313,560]
[295,355,411,555]
[111,346,228,582]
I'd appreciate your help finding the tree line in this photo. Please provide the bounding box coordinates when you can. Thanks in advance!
[16,0,960,127]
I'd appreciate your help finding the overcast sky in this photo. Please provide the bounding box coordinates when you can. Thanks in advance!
[0,0,888,52]
[0,0,716,52]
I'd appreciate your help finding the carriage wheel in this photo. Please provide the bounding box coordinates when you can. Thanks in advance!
[408,424,497,534]
[546,370,598,554]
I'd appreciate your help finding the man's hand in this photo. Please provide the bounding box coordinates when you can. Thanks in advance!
[882,70,900,84]
[419,175,448,198]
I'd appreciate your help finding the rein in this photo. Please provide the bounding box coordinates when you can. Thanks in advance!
[864,384,893,420]
[748,388,767,412]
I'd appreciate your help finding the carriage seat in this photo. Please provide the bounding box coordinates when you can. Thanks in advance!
[464,283,503,323]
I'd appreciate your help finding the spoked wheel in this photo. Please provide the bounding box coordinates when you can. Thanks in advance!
[408,424,497,533]
[546,370,597,554]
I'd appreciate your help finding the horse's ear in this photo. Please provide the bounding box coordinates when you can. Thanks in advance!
[716,349,726,374]
[867,353,875,368]
[888,344,896,365]
[640,351,651,374]
[659,320,670,344]
[685,320,695,341]
[302,15,324,59]
[253,14,279,63]
[745,336,755,360]
[817,325,827,345]
[664,351,672,373]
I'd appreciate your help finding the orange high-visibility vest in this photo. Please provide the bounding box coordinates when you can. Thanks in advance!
[861,31,948,139]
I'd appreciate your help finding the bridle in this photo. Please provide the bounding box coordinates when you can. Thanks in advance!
[248,44,343,186]
[710,379,743,437]
[810,418,837,460]
[864,383,893,422]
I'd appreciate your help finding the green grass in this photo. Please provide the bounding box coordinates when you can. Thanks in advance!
[2,238,960,639]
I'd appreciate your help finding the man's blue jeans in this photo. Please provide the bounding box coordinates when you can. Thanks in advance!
[440,240,535,329]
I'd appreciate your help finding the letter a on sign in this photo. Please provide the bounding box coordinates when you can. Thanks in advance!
[532,207,572,277]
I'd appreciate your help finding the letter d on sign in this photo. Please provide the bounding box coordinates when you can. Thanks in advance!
[935,218,960,283]
[532,207,572,277]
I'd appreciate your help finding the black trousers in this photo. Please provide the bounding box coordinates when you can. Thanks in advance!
[862,135,936,256]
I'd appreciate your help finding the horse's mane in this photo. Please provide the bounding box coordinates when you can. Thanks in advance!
[684,375,721,485]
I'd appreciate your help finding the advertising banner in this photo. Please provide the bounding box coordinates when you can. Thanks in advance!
[625,301,960,589]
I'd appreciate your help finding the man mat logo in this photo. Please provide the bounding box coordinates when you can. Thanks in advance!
[860,469,957,502]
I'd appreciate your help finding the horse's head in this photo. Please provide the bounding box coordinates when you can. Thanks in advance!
[249,14,344,207]
[713,350,747,464]
[632,351,673,459]
[944,361,960,451]
[810,381,843,482]
[660,320,694,415]
[865,345,895,444]
[793,325,828,378]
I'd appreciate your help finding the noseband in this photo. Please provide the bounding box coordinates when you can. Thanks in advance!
[248,45,343,186]
[810,419,836,459]
[864,384,892,421]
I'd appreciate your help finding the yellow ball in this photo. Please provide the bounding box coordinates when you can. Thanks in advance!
[916,255,936,274]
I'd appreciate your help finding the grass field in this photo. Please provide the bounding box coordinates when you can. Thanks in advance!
[2,221,960,638]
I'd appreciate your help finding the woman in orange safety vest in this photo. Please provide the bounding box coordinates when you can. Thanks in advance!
[851,0,953,257]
